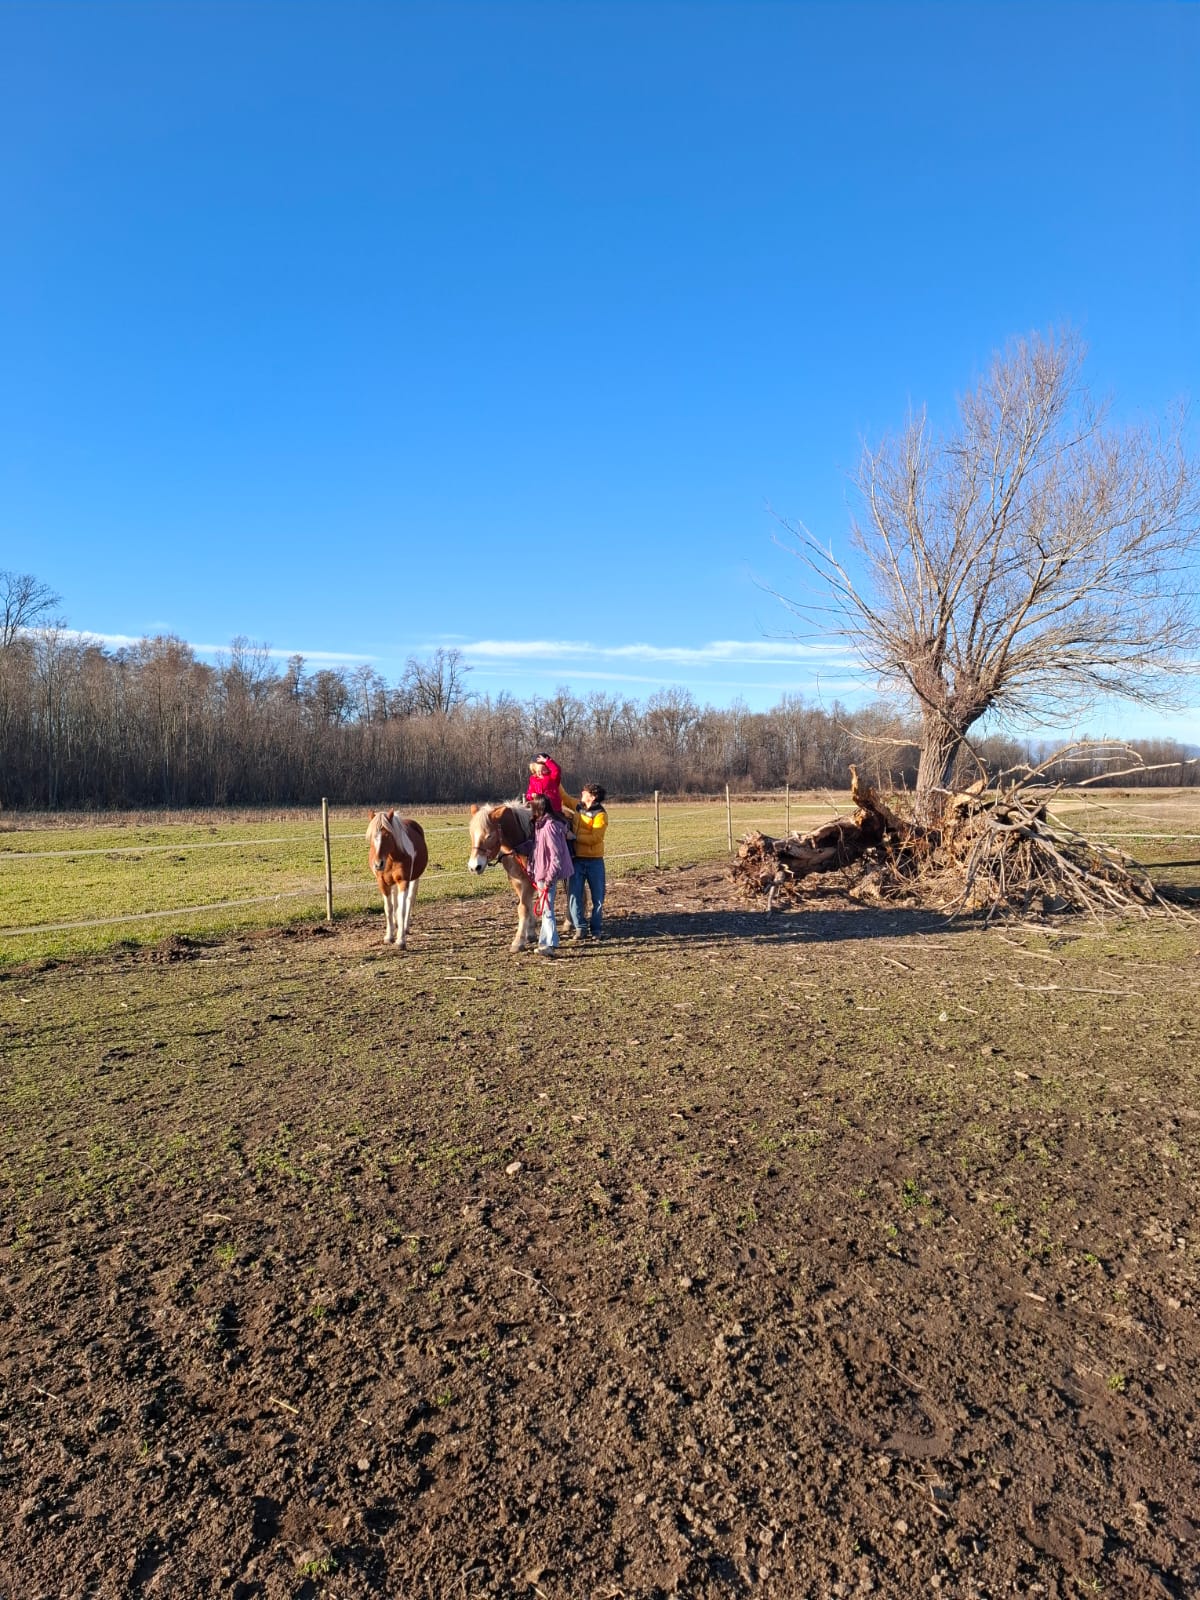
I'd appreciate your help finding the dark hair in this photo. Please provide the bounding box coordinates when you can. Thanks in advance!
[530,794,551,818]
[583,783,606,803]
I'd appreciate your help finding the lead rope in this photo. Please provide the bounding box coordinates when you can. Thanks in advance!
[501,818,543,913]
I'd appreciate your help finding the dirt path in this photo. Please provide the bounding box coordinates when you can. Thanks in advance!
[3,867,1198,1597]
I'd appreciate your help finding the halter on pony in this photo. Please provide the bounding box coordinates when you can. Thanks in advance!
[472,805,546,910]
[469,803,533,870]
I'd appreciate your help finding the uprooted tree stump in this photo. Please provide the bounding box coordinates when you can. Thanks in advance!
[734,768,904,910]
[733,764,1173,921]
[735,813,885,906]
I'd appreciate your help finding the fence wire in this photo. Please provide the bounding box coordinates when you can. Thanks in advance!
[2,797,1193,941]
[0,838,726,939]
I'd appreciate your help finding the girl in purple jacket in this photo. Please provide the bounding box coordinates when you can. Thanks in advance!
[529,794,574,955]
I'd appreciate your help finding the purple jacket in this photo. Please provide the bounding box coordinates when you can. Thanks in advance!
[531,814,573,884]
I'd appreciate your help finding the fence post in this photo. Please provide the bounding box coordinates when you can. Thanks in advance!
[322,797,333,922]
[726,784,733,853]
[654,790,661,868]
[786,781,791,835]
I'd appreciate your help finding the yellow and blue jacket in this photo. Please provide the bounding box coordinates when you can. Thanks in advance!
[569,801,608,860]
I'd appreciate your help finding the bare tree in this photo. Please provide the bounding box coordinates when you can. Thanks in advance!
[1,570,61,648]
[644,686,700,758]
[401,647,472,716]
[220,636,276,706]
[584,691,624,745]
[349,662,388,724]
[537,686,587,745]
[307,668,351,725]
[784,331,1200,819]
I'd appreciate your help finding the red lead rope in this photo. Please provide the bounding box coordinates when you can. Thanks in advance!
[502,829,566,920]
[503,846,550,918]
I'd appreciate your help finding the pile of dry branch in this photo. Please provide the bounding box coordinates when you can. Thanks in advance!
[734,760,1172,921]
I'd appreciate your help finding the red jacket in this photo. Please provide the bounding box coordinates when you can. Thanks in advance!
[525,757,563,813]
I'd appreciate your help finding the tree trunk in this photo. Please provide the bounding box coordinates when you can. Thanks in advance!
[914,717,962,823]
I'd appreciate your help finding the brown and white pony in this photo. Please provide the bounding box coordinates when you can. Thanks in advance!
[366,810,429,947]
[467,802,539,952]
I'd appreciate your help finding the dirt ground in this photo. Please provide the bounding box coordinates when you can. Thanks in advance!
[2,865,1198,1599]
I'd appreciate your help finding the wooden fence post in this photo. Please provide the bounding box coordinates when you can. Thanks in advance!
[786,781,791,835]
[654,790,661,868]
[322,797,333,922]
[726,784,733,853]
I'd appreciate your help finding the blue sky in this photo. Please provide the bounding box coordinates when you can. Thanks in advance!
[2,1,1197,735]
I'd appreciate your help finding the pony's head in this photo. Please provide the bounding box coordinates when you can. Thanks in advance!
[467,803,499,873]
[366,809,394,875]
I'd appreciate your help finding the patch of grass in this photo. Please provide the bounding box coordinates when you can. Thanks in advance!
[0,796,844,964]
[297,1554,338,1579]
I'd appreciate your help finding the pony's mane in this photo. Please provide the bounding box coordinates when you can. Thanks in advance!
[478,800,532,840]
[470,800,532,839]
[367,811,417,850]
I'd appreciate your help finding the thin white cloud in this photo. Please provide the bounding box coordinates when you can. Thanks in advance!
[53,629,374,665]
[192,642,374,664]
[53,626,860,680]
[470,664,871,694]
[458,637,853,665]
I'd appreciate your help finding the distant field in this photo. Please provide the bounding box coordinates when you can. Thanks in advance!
[0,795,846,965]
[2,789,1196,967]
[1047,788,1200,889]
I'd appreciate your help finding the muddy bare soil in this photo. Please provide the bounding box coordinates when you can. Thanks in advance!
[2,866,1199,1599]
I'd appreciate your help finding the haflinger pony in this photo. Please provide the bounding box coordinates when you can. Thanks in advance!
[467,801,541,952]
[366,810,429,947]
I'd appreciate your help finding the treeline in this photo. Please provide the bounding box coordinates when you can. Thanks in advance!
[0,632,1194,809]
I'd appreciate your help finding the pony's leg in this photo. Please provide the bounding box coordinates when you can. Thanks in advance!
[383,885,397,943]
[399,878,418,947]
[509,876,528,953]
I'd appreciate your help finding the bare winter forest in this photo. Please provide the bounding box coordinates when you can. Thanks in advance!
[0,631,1194,810]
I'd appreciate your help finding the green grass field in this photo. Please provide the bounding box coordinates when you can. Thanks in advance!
[0,795,846,966]
[2,789,1196,967]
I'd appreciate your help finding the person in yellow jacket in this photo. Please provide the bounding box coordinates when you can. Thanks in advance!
[566,783,608,940]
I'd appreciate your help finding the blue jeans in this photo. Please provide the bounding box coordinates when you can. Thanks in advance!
[569,857,605,935]
[538,879,559,949]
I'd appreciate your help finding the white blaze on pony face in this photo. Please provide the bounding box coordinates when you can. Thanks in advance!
[365,813,389,874]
